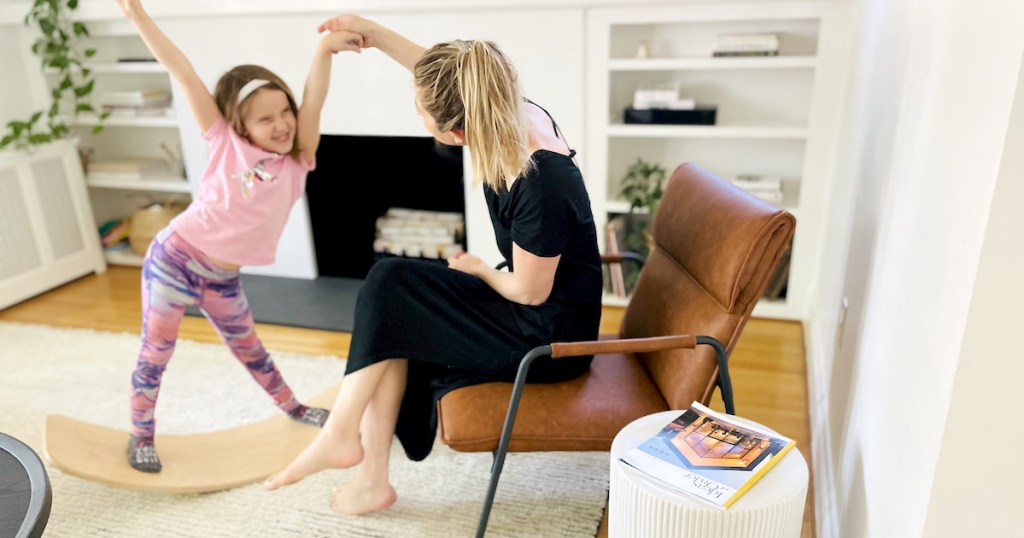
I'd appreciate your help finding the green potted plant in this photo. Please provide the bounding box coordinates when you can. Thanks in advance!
[609,157,667,294]
[616,157,667,255]
[1,0,107,151]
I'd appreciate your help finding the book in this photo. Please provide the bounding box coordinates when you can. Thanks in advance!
[619,401,796,510]
[605,217,627,297]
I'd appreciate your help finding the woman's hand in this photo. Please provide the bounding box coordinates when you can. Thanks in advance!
[318,14,380,48]
[319,31,364,55]
[447,251,488,277]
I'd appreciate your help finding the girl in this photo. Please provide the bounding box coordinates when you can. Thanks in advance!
[265,15,602,516]
[116,0,362,473]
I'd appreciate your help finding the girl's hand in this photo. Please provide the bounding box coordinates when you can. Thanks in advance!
[113,0,143,19]
[320,31,364,55]
[318,14,379,48]
[447,251,488,276]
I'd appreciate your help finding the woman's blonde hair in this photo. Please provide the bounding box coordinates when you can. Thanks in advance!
[414,40,533,191]
[212,64,300,158]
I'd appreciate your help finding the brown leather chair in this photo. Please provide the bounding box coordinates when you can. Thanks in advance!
[436,162,796,537]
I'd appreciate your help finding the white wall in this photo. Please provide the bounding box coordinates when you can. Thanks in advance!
[0,26,39,138]
[807,0,1024,536]
[107,7,584,276]
[922,47,1024,537]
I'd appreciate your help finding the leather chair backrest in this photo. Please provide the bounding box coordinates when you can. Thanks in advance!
[620,163,796,410]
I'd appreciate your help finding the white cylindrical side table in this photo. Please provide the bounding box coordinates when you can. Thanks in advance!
[609,410,808,538]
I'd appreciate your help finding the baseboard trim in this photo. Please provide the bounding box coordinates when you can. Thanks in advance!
[805,321,840,538]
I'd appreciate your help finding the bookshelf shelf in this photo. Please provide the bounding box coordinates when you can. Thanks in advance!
[104,249,145,267]
[86,175,191,193]
[68,114,178,128]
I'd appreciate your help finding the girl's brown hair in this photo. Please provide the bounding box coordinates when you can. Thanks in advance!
[414,40,533,191]
[212,64,300,158]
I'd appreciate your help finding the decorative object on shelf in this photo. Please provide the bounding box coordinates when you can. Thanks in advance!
[128,202,187,256]
[0,0,109,151]
[636,40,652,59]
[729,174,785,206]
[624,106,717,125]
[632,81,695,110]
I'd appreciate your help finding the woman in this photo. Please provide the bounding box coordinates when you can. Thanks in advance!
[265,14,603,515]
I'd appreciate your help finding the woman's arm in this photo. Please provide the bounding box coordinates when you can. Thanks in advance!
[296,31,363,165]
[318,14,426,72]
[115,0,219,133]
[447,244,560,306]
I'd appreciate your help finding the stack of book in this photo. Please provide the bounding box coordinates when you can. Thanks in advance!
[632,82,696,110]
[373,207,465,260]
[625,82,715,125]
[729,174,784,206]
[98,89,172,117]
[712,33,780,57]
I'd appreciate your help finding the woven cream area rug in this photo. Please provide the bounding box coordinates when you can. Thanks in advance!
[0,322,609,537]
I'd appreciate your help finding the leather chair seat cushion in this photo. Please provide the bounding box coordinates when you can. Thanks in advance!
[438,351,669,453]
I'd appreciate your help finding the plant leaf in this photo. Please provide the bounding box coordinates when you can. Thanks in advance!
[73,79,94,98]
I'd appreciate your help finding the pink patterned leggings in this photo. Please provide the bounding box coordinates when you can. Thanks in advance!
[130,229,300,438]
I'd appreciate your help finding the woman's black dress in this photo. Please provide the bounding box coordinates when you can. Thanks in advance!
[344,144,603,462]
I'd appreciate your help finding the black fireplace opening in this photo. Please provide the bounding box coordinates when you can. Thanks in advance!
[306,134,465,279]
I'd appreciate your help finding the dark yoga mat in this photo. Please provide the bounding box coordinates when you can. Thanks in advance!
[185,274,362,333]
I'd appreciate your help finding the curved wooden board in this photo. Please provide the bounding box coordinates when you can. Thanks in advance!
[43,382,339,493]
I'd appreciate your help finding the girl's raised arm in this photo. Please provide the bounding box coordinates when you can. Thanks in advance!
[296,31,362,166]
[115,0,219,133]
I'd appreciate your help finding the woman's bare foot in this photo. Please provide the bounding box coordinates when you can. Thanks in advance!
[265,430,363,490]
[330,481,397,515]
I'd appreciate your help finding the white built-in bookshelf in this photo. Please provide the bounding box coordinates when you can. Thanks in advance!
[48,33,192,267]
[586,1,852,320]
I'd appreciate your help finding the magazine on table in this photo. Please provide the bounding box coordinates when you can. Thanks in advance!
[619,401,796,510]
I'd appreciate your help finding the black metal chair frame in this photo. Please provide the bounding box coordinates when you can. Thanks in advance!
[473,335,734,537]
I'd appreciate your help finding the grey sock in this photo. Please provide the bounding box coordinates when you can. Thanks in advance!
[127,435,162,473]
[288,405,330,427]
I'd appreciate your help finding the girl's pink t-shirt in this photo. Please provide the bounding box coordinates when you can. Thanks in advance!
[170,117,314,266]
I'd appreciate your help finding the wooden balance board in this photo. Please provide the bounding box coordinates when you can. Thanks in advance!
[43,382,339,493]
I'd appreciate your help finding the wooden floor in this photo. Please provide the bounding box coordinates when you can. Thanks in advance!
[0,266,814,538]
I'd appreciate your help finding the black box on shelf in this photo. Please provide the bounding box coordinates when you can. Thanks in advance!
[623,107,717,125]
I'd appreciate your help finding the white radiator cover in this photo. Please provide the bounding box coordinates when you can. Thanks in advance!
[0,140,106,310]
